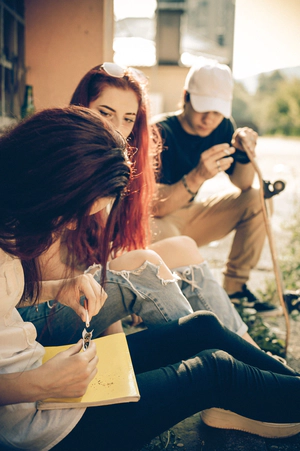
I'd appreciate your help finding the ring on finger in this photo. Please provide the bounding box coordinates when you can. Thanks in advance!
[217,160,221,172]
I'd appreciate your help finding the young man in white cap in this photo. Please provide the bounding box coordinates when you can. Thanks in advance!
[151,57,276,313]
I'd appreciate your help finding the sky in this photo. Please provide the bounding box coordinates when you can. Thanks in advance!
[233,0,300,79]
[114,0,300,80]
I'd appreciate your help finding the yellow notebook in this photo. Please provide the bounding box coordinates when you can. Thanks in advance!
[37,332,140,410]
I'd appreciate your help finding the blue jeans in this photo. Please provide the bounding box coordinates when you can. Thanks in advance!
[52,312,300,451]
[18,261,246,346]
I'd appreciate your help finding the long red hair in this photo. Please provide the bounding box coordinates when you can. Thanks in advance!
[70,65,159,263]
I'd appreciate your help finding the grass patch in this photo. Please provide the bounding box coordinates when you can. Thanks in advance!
[240,206,300,356]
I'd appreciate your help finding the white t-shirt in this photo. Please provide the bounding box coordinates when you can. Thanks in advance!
[0,249,85,450]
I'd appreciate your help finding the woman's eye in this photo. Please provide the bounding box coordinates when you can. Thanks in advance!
[125,118,135,124]
[99,110,111,118]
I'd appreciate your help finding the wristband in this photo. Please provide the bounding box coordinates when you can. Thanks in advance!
[181,175,198,201]
[233,148,251,164]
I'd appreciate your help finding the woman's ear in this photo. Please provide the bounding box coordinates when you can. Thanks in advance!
[89,197,114,216]
[65,220,77,231]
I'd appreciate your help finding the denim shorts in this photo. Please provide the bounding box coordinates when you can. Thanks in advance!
[18,261,246,346]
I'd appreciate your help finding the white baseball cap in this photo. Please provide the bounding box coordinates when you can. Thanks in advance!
[184,58,233,118]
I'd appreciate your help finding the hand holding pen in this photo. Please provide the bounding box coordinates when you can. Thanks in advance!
[46,273,108,322]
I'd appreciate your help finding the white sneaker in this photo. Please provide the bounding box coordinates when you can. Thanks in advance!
[200,408,300,438]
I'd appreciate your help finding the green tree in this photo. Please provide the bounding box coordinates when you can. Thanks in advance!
[232,81,257,130]
[233,70,300,136]
[266,78,300,136]
[251,70,300,136]
[252,71,286,135]
[257,70,285,95]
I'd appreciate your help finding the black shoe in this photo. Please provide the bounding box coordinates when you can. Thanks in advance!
[228,284,282,315]
[283,291,300,313]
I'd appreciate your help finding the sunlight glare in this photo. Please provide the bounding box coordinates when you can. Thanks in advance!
[113,37,156,67]
[114,0,157,20]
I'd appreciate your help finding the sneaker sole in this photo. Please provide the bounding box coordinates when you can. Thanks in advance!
[256,306,283,317]
[230,300,283,317]
[200,408,300,438]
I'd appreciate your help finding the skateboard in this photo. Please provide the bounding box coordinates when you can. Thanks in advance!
[235,147,290,353]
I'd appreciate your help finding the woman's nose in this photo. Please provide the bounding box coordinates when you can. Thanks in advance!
[112,116,120,131]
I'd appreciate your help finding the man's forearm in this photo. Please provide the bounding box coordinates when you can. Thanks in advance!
[230,162,255,190]
[153,173,204,217]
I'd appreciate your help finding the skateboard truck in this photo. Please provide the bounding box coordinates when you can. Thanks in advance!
[234,150,286,198]
[263,180,285,199]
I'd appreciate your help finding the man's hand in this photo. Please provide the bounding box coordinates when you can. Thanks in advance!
[231,127,258,159]
[194,143,235,181]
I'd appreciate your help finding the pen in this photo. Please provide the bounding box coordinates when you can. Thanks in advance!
[84,299,90,328]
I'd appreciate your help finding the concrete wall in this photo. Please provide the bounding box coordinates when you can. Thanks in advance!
[24,0,188,115]
[142,65,190,116]
[25,0,113,109]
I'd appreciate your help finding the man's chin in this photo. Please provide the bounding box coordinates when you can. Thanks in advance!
[195,128,212,137]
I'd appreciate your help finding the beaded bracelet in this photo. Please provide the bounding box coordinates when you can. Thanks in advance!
[181,175,198,201]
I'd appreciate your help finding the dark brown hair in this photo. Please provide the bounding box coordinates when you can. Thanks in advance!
[0,106,130,301]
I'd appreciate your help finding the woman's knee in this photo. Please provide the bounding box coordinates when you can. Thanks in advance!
[180,310,223,336]
[193,348,234,388]
[109,249,174,279]
[158,236,197,251]
[150,236,204,268]
[202,349,235,378]
[171,236,203,258]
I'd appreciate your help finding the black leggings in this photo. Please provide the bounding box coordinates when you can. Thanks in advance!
[53,312,300,451]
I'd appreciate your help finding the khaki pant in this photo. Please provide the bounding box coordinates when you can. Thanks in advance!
[151,187,267,293]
